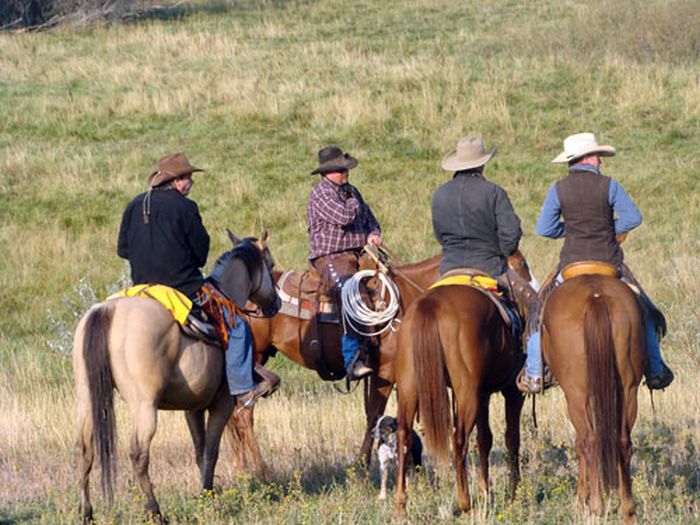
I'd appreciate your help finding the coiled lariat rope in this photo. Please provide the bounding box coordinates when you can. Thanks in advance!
[341,270,401,337]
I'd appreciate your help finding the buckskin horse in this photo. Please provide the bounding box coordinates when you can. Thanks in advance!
[541,271,645,524]
[393,255,534,517]
[226,250,442,476]
[73,231,280,524]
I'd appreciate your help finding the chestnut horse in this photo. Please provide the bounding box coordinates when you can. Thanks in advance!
[226,252,442,476]
[73,231,279,523]
[542,275,645,523]
[393,276,529,517]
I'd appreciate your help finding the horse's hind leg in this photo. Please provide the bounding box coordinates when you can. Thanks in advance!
[454,387,479,513]
[503,385,524,498]
[475,392,493,501]
[619,391,639,524]
[129,403,163,522]
[393,384,418,519]
[76,400,94,523]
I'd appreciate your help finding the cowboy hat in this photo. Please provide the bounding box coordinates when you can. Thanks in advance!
[310,146,358,175]
[148,152,205,187]
[551,133,616,164]
[441,136,496,172]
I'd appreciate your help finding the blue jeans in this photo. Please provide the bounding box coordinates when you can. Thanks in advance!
[524,274,665,379]
[341,333,361,371]
[223,307,255,395]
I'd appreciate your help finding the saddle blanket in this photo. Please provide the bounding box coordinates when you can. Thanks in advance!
[107,284,192,325]
[429,274,500,293]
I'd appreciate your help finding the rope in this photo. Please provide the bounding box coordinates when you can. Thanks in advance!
[341,270,401,337]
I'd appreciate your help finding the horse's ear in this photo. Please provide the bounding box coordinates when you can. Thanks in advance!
[260,227,270,245]
[227,229,242,246]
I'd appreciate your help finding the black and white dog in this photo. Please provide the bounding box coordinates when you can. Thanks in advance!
[373,415,423,500]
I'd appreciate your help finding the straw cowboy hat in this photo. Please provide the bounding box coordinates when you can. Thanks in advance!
[148,152,205,187]
[310,146,358,175]
[441,136,496,171]
[551,133,616,164]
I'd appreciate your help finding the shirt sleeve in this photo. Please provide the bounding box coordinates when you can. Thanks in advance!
[310,183,360,226]
[535,184,566,238]
[609,178,642,234]
[494,186,522,256]
[117,204,131,259]
[185,202,210,267]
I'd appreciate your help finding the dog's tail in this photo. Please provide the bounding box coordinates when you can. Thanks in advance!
[412,294,451,466]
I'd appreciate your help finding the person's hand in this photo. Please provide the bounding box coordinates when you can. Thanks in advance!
[339,184,354,199]
[367,233,382,247]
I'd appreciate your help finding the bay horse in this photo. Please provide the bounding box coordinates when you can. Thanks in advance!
[393,261,534,517]
[541,274,645,523]
[73,230,280,523]
[225,252,442,476]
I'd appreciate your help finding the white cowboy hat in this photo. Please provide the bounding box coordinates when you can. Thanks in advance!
[441,135,496,172]
[551,132,616,164]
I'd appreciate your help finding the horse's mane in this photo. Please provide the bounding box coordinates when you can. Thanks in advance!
[209,237,262,281]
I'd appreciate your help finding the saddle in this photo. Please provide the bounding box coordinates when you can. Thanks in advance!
[276,268,339,323]
[561,260,618,280]
[431,269,520,331]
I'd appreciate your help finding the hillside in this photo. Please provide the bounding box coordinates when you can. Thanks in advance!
[1,0,699,522]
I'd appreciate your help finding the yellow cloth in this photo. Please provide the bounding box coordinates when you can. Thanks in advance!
[108,284,192,325]
[429,274,500,291]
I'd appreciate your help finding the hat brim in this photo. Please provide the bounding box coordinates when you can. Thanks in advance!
[441,148,496,172]
[148,167,205,187]
[310,156,358,175]
[551,145,616,164]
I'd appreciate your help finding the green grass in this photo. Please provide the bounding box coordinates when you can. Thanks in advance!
[1,0,700,522]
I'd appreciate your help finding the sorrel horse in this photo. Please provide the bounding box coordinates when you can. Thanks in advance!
[228,250,537,480]
[393,259,535,517]
[73,231,279,523]
[541,274,645,523]
[226,252,442,476]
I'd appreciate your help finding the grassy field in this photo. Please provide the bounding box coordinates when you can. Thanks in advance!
[1,0,700,523]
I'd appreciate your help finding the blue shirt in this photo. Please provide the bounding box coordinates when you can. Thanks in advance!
[535,163,642,239]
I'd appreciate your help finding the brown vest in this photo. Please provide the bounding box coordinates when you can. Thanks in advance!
[555,170,623,268]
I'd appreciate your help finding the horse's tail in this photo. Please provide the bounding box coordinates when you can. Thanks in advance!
[82,304,117,503]
[584,294,621,492]
[412,294,451,465]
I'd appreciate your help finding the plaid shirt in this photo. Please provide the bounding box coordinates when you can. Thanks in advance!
[307,177,381,260]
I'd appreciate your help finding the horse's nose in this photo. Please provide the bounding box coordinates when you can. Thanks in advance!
[262,295,281,317]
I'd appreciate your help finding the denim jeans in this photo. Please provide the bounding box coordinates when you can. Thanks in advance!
[223,307,255,395]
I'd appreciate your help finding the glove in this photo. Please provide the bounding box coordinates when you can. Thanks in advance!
[339,184,355,199]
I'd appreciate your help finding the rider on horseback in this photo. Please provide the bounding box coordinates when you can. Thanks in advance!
[307,146,382,381]
[117,152,280,408]
[432,135,534,320]
[518,133,674,393]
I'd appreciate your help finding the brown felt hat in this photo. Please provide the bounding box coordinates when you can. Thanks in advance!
[310,146,358,175]
[148,153,204,187]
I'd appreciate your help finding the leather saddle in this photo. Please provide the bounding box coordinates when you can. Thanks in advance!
[276,268,339,323]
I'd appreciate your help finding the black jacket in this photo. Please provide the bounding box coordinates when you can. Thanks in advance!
[432,173,522,276]
[117,188,210,297]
